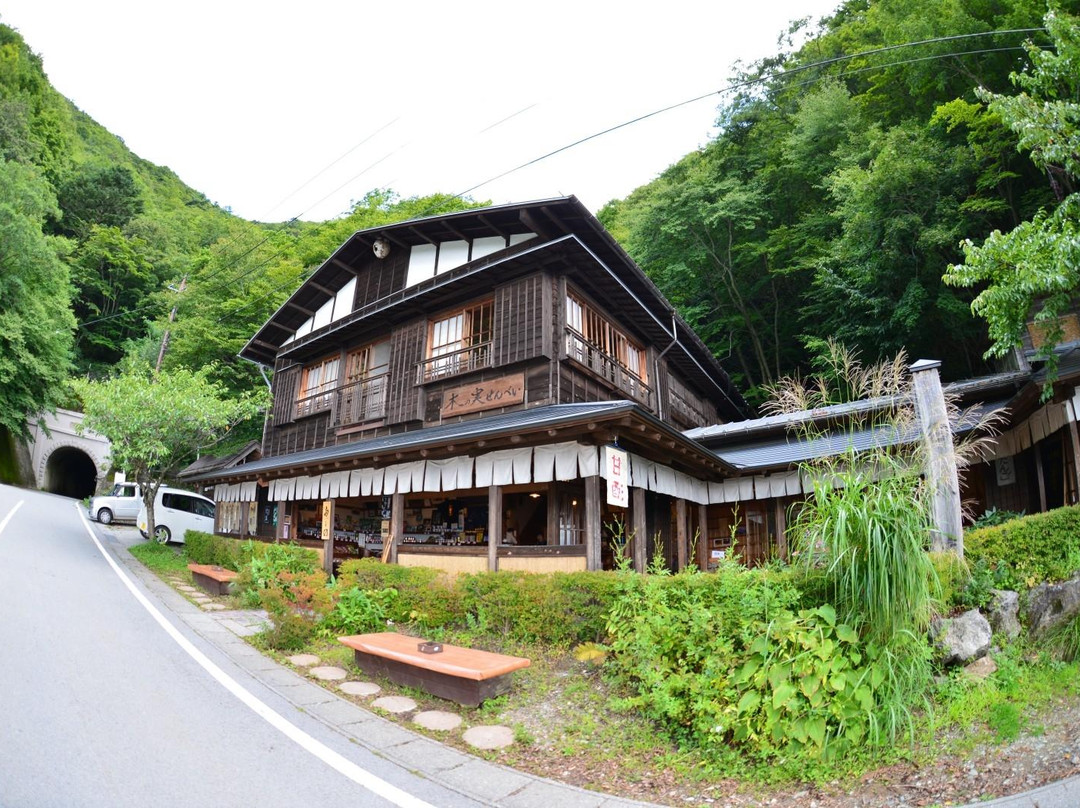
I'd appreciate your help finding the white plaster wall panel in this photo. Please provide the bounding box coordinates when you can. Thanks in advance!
[472,236,506,260]
[333,278,356,321]
[406,244,437,288]
[438,240,469,272]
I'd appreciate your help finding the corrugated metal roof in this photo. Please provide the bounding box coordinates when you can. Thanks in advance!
[712,400,1008,472]
[189,402,638,481]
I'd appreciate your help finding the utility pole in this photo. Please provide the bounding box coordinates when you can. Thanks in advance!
[155,276,187,373]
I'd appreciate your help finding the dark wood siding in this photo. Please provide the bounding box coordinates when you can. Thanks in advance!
[352,250,410,309]
[385,320,426,425]
[266,412,333,457]
[493,274,549,367]
[271,364,301,426]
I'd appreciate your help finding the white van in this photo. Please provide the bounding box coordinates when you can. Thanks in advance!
[137,486,215,544]
[88,482,143,525]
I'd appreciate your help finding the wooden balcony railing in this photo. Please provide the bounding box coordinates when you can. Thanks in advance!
[417,341,493,384]
[294,388,334,419]
[565,329,652,407]
[333,373,389,426]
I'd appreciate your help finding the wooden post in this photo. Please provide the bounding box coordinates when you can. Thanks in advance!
[675,498,688,571]
[1034,441,1048,513]
[774,499,788,561]
[320,499,335,574]
[546,483,559,546]
[911,359,964,556]
[697,503,708,571]
[488,485,502,572]
[1068,410,1080,504]
[631,487,647,573]
[389,492,403,564]
[585,475,601,571]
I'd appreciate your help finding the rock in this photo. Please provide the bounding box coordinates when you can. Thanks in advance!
[964,656,998,679]
[1027,575,1080,639]
[988,589,1021,640]
[932,608,992,665]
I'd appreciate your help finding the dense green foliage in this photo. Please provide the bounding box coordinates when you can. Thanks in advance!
[945,10,1080,388]
[601,0,1067,403]
[965,503,1080,586]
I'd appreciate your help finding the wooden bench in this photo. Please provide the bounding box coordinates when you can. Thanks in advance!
[187,563,238,596]
[338,632,530,707]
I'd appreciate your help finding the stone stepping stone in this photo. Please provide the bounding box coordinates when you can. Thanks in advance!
[413,710,462,731]
[287,654,321,667]
[339,681,381,697]
[309,666,348,681]
[190,594,211,602]
[371,695,417,714]
[463,725,514,750]
[202,603,227,611]
[177,585,199,593]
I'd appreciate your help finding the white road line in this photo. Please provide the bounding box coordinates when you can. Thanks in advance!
[75,504,438,808]
[0,500,24,537]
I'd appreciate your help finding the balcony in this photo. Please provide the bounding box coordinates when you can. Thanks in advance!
[565,329,653,407]
[417,341,493,384]
[333,373,389,426]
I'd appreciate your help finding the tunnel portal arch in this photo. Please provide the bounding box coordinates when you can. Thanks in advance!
[43,445,99,499]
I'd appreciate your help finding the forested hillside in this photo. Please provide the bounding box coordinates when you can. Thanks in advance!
[0,21,481,454]
[600,0,1078,406]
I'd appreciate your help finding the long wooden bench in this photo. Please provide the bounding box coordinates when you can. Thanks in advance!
[338,632,530,707]
[187,563,238,596]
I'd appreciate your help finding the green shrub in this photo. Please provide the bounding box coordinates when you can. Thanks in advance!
[184,530,244,570]
[971,507,1025,529]
[336,559,464,629]
[320,586,399,636]
[966,504,1080,585]
[929,551,970,611]
[234,540,320,607]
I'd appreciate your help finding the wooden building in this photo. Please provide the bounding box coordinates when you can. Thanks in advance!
[190,197,748,573]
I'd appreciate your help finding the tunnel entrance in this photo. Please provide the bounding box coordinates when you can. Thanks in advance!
[44,446,98,499]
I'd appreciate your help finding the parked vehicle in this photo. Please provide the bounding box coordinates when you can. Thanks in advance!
[137,487,215,544]
[88,482,142,525]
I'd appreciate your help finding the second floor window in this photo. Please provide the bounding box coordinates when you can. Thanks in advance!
[420,299,494,381]
[566,292,647,382]
[339,340,390,424]
[297,354,340,417]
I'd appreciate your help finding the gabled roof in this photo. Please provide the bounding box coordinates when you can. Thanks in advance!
[178,440,262,479]
[241,196,748,421]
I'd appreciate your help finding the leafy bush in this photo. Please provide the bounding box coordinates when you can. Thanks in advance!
[255,568,331,650]
[184,530,243,570]
[966,504,1080,585]
[320,586,399,636]
[234,540,320,606]
[971,507,1025,529]
[929,551,970,611]
[335,559,464,629]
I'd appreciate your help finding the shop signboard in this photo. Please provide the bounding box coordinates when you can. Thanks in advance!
[604,445,629,508]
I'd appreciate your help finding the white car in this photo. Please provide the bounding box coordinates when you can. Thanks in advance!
[88,482,143,525]
[137,487,215,544]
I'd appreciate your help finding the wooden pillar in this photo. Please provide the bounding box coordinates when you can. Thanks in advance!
[632,487,647,573]
[389,492,403,564]
[774,500,788,561]
[585,475,601,571]
[546,483,559,546]
[276,500,292,542]
[320,499,335,574]
[675,498,688,571]
[911,359,964,555]
[1068,414,1080,504]
[488,485,502,572]
[697,503,708,571]
[1034,441,1048,513]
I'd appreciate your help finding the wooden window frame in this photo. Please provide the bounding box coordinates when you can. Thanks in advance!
[296,353,340,417]
[565,291,648,382]
[419,298,495,382]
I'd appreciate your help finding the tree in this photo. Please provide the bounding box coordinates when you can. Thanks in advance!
[73,362,268,539]
[0,157,75,438]
[55,164,144,238]
[945,10,1080,387]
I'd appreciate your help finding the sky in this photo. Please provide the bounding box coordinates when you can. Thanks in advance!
[1,1,841,223]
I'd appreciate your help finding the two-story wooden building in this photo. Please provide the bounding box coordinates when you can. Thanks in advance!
[192,197,748,573]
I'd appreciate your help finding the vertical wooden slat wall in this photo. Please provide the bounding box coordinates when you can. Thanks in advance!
[271,365,301,426]
[493,274,549,366]
[386,320,426,425]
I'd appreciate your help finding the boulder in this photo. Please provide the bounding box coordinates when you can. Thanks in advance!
[987,589,1021,640]
[1027,575,1080,639]
[932,608,992,665]
[963,656,998,680]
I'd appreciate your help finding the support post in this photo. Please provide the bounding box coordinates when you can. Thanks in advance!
[585,475,601,571]
[488,485,502,572]
[911,359,964,556]
[546,483,559,546]
[697,503,708,571]
[389,492,403,565]
[1068,410,1080,504]
[1034,441,1048,513]
[774,499,788,561]
[320,499,335,574]
[631,487,647,573]
[675,498,688,571]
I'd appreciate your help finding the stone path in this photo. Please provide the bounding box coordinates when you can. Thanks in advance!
[284,653,513,750]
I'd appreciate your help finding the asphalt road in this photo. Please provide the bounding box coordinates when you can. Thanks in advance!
[0,484,484,808]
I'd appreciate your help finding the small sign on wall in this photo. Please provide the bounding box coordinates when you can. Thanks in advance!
[604,445,629,508]
[440,373,525,417]
[995,456,1017,487]
[321,499,334,542]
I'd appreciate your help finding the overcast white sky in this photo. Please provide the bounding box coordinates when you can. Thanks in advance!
[2,1,840,223]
